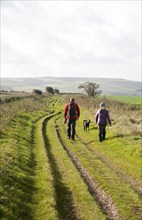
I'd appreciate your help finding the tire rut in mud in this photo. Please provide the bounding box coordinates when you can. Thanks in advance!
[54,119,124,220]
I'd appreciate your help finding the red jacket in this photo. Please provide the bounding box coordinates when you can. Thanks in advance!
[64,102,80,120]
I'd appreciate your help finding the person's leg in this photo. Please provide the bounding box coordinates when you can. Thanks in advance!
[102,125,106,140]
[71,120,76,140]
[98,124,103,142]
[67,120,71,138]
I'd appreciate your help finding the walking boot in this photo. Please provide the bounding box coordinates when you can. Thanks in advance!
[99,134,102,142]
[71,135,75,141]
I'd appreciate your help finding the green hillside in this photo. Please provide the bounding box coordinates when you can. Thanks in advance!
[1,77,141,96]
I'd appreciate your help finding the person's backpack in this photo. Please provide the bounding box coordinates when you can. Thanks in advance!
[68,102,77,118]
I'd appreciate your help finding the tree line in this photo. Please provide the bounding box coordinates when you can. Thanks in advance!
[33,87,60,95]
[33,81,102,97]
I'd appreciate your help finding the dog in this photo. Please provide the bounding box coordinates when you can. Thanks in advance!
[83,120,90,131]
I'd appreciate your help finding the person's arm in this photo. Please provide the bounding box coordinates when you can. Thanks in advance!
[64,104,69,119]
[107,111,111,126]
[64,104,68,124]
[95,111,99,123]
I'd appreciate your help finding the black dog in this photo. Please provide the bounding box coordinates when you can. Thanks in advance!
[83,120,90,131]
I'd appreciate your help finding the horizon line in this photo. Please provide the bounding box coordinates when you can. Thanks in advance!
[1,76,141,82]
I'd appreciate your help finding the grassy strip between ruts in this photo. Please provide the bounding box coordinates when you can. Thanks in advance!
[57,114,142,220]
[31,113,59,220]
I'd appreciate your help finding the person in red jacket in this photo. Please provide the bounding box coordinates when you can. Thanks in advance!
[64,97,80,140]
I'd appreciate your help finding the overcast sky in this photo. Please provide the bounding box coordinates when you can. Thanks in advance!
[1,0,141,81]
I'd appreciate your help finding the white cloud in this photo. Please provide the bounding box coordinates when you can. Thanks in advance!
[1,0,141,81]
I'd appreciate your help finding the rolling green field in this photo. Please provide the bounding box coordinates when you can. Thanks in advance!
[108,95,141,104]
[0,94,141,220]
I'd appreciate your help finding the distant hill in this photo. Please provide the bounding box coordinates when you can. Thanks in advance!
[1,77,141,96]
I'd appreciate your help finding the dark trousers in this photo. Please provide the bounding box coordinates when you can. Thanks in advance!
[98,123,106,142]
[67,120,76,139]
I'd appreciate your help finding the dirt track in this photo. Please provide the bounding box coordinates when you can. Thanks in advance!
[53,118,124,220]
[40,113,142,220]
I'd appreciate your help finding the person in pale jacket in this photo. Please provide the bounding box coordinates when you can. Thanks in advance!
[95,102,111,142]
